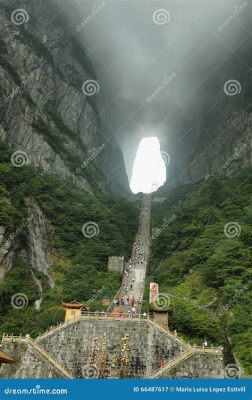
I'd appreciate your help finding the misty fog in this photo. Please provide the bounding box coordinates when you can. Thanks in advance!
[65,0,250,181]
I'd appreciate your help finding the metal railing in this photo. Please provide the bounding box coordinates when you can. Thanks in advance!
[35,315,81,343]
[81,311,149,321]
[150,348,195,378]
[108,195,151,314]
[1,334,73,378]
[35,312,150,343]
[149,344,223,378]
[147,318,190,349]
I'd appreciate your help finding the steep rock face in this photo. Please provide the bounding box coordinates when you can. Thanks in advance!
[160,41,252,188]
[0,226,17,279]
[25,197,53,289]
[164,103,252,187]
[0,0,129,194]
[0,196,53,311]
[182,109,252,184]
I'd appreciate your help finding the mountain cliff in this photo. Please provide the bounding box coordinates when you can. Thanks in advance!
[0,0,129,195]
[164,45,252,187]
[0,0,138,336]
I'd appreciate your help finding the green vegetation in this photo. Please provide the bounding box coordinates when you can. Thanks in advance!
[147,170,252,373]
[0,141,138,338]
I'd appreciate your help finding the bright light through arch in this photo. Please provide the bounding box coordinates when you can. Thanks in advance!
[130,137,166,194]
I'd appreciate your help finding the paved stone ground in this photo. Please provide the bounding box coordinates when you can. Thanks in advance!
[111,195,151,314]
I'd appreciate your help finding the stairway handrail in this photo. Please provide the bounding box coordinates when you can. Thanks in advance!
[35,315,80,343]
[27,337,73,378]
[147,318,190,348]
[150,348,194,378]
[2,335,73,378]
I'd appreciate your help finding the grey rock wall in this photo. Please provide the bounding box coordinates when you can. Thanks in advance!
[0,341,64,378]
[0,226,16,279]
[38,319,183,378]
[0,0,129,194]
[165,353,224,379]
[26,197,53,288]
[0,319,224,379]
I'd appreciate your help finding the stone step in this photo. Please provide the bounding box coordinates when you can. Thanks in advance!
[2,335,73,378]
[27,337,73,378]
[150,348,195,378]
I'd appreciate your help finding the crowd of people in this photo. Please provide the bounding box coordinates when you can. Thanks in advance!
[110,196,151,316]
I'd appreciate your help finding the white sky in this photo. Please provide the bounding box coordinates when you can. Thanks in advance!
[130,137,166,194]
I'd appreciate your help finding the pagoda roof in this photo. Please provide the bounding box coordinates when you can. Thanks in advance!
[61,301,86,309]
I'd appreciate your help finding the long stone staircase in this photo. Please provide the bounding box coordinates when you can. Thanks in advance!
[150,348,195,378]
[0,194,224,379]
[108,194,151,314]
[150,345,223,378]
[2,334,73,378]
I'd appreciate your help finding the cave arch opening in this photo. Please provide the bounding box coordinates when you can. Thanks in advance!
[130,137,166,194]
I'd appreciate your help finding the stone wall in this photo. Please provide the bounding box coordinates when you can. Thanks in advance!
[0,341,64,378]
[38,318,183,378]
[108,256,124,274]
[165,352,224,379]
[0,319,224,379]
